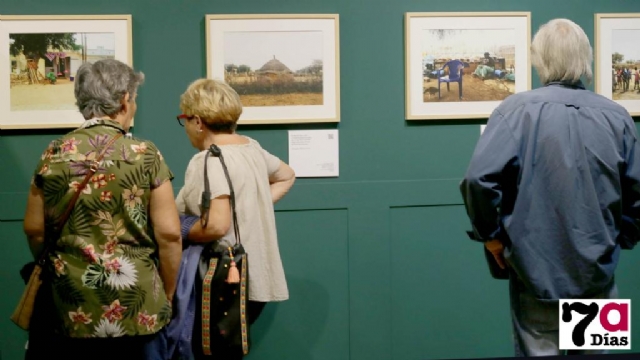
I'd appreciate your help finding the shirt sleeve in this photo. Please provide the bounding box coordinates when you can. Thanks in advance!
[32,159,47,189]
[146,143,174,189]
[32,141,56,189]
[255,141,282,176]
[205,156,231,200]
[459,109,520,242]
[175,187,187,214]
[181,153,230,207]
[619,117,640,249]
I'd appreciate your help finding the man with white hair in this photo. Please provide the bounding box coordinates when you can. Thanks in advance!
[460,18,640,356]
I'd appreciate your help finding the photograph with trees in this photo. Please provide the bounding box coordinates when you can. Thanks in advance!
[9,32,115,111]
[206,14,340,124]
[611,29,640,101]
[0,15,131,129]
[223,30,324,107]
[420,28,516,103]
[404,12,531,120]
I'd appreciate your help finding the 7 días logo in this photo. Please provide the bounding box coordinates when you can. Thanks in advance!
[559,300,631,350]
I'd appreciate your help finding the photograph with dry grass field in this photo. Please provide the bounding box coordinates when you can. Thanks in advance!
[421,29,516,103]
[9,32,115,111]
[223,31,323,107]
[611,29,640,101]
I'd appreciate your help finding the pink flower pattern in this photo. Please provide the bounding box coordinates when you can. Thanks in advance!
[35,119,174,338]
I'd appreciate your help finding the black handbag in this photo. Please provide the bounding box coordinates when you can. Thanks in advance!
[195,144,251,358]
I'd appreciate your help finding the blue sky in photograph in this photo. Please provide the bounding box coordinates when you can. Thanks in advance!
[612,29,640,62]
[73,33,115,50]
[421,29,515,58]
[224,31,323,72]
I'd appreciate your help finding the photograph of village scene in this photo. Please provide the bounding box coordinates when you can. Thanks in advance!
[611,29,640,101]
[9,32,115,111]
[421,29,516,102]
[223,30,324,107]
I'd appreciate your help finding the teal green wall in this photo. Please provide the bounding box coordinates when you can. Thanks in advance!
[2,1,640,359]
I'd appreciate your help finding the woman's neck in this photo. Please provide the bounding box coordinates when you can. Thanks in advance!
[98,115,129,131]
[199,132,240,150]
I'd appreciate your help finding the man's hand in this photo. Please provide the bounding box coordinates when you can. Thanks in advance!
[485,239,506,269]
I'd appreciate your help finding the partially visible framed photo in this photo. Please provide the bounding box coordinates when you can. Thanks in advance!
[0,15,132,130]
[206,14,340,125]
[405,12,531,120]
[595,13,640,116]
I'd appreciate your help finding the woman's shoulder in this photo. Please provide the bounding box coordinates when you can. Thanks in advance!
[211,135,264,153]
[123,134,162,150]
[213,134,256,148]
[237,135,265,150]
[187,149,209,163]
[183,149,212,177]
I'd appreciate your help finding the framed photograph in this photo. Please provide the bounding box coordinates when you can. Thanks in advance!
[206,14,340,125]
[595,13,640,116]
[0,15,132,130]
[405,12,531,120]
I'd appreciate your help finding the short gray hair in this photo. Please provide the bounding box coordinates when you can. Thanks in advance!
[74,59,145,119]
[531,18,593,85]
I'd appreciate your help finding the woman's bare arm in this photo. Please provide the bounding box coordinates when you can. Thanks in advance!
[149,181,182,302]
[187,196,231,242]
[270,161,295,203]
[23,184,46,259]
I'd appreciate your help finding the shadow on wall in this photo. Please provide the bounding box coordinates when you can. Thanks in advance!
[0,221,32,360]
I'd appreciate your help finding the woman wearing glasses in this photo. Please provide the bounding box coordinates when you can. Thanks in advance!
[171,78,295,359]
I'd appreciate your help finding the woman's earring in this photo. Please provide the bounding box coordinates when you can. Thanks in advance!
[197,128,203,133]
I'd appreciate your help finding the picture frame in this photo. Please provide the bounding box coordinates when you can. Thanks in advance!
[404,12,531,120]
[595,13,640,116]
[0,14,133,130]
[205,14,340,125]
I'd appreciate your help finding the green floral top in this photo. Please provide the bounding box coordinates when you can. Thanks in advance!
[31,119,174,338]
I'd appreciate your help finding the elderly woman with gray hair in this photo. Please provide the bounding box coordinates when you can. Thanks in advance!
[23,59,182,359]
[460,18,640,357]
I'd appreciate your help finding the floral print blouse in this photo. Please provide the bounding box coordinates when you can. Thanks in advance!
[31,119,174,338]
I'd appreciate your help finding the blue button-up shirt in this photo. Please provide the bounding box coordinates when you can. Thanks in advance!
[460,81,640,300]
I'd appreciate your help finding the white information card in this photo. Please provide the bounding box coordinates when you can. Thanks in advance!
[288,129,339,177]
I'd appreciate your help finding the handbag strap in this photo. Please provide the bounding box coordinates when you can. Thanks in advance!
[36,132,123,266]
[200,144,241,246]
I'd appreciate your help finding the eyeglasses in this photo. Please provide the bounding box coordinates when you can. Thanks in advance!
[176,114,194,127]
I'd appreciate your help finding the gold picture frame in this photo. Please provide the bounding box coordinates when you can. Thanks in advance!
[595,13,640,117]
[0,14,133,130]
[205,14,340,125]
[404,12,531,120]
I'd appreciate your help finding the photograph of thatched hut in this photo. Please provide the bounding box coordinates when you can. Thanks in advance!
[257,56,294,79]
[9,32,115,111]
[611,29,640,101]
[223,31,323,107]
[421,29,516,103]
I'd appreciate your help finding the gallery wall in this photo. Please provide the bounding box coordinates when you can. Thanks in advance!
[1,0,640,359]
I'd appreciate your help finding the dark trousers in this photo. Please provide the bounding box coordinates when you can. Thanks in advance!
[192,301,266,360]
[26,332,158,360]
[509,274,617,357]
[23,279,160,360]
